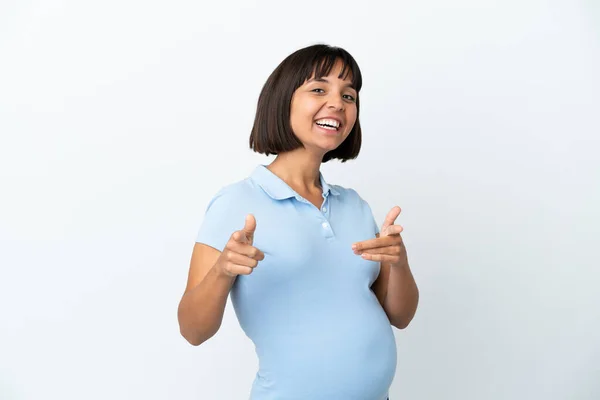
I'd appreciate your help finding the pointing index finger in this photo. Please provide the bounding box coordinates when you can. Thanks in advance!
[382,206,401,229]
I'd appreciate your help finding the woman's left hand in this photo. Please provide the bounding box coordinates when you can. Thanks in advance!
[352,206,407,267]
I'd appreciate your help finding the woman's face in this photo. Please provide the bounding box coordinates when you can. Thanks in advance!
[289,60,358,155]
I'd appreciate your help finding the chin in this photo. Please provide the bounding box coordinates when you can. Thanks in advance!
[319,141,343,153]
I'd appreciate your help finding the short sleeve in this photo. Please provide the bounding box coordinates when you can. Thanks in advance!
[362,198,381,237]
[349,188,380,237]
[196,186,248,252]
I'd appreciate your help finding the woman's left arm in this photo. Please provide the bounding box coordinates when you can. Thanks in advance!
[380,253,419,329]
[353,206,419,329]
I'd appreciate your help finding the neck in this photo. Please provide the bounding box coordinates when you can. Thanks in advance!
[266,148,324,193]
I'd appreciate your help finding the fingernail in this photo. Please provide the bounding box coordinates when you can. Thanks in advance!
[351,244,357,250]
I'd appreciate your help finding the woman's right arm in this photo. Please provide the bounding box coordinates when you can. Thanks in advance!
[177,243,235,346]
[178,214,263,346]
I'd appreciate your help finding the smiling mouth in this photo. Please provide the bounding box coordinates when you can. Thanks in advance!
[315,122,339,132]
[314,119,342,131]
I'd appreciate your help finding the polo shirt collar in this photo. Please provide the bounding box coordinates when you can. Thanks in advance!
[251,164,340,200]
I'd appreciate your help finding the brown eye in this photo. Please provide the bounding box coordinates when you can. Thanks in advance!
[343,94,356,102]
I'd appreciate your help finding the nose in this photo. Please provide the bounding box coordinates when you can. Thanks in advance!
[327,93,345,111]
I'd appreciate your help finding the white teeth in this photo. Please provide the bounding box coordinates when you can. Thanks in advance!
[315,118,340,128]
[317,124,337,131]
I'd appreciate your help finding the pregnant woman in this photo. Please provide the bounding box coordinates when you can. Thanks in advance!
[178,43,419,400]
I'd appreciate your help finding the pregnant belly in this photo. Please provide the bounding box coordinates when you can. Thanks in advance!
[250,302,397,400]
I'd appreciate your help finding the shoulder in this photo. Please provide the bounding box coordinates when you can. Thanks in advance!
[204,178,257,211]
[332,183,377,217]
[329,184,369,205]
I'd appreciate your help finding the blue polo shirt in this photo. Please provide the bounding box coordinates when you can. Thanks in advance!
[196,164,397,400]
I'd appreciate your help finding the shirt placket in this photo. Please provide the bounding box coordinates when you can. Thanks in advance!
[294,192,334,239]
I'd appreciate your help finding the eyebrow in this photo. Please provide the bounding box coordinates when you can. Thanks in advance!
[309,77,356,90]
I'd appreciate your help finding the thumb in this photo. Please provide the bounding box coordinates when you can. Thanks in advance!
[242,214,256,243]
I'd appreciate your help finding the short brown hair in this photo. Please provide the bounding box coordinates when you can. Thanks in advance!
[249,44,363,163]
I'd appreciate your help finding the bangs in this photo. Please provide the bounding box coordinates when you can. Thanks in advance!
[296,48,363,92]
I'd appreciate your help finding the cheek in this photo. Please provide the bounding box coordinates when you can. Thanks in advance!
[291,99,319,126]
[349,103,358,119]
[345,108,358,130]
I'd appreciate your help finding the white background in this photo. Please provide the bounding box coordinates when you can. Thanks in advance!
[1,0,599,399]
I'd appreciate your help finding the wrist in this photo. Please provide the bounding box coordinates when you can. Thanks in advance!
[212,262,237,283]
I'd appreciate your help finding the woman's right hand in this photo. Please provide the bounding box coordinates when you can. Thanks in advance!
[214,214,265,277]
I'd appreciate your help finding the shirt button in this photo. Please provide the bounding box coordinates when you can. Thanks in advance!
[322,207,327,212]
[322,222,328,228]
